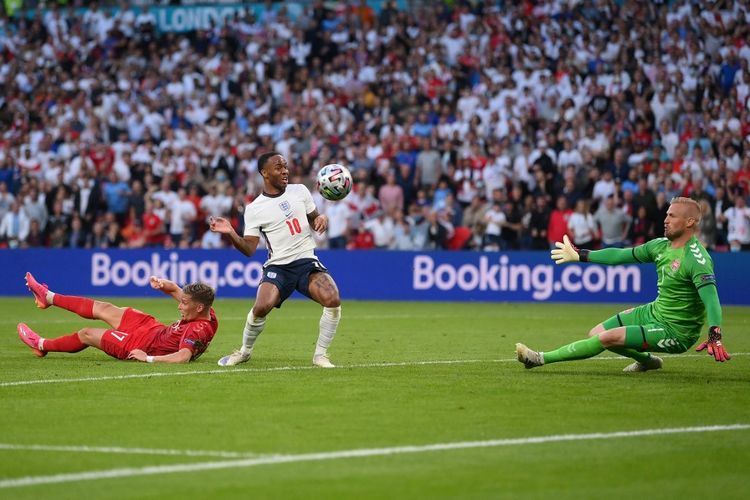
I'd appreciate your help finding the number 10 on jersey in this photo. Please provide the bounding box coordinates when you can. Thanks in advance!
[286,218,302,235]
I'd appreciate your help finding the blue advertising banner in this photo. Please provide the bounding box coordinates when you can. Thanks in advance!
[1,250,748,305]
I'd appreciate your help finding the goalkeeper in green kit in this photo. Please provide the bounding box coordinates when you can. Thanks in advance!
[516,197,730,372]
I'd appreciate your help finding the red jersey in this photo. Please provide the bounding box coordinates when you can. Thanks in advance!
[146,309,218,360]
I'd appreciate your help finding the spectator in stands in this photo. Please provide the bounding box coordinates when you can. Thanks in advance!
[594,195,632,248]
[167,188,197,246]
[547,196,572,250]
[528,196,550,250]
[426,209,449,250]
[629,205,654,246]
[24,219,45,248]
[720,196,750,251]
[699,199,717,250]
[483,202,505,251]
[378,172,404,216]
[325,199,351,250]
[364,210,395,249]
[0,182,15,222]
[568,200,597,250]
[0,201,30,249]
[23,188,48,233]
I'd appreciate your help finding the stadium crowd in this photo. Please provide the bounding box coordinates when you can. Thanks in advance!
[1,0,750,252]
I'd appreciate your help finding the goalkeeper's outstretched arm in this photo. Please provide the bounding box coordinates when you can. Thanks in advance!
[551,235,641,265]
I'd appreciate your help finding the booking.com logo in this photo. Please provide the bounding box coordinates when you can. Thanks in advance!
[412,255,642,300]
[91,253,261,289]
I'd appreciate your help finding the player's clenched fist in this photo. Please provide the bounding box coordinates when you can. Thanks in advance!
[313,215,328,233]
[150,276,164,289]
[209,216,233,234]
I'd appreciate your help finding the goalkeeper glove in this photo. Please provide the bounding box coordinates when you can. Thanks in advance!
[695,326,731,362]
[551,234,590,265]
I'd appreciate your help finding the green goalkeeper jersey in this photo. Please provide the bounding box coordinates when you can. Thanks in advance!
[631,236,716,335]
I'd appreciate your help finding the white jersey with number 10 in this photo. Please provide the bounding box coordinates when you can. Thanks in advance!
[243,184,319,266]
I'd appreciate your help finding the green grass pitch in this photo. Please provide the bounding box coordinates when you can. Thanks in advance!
[1,297,749,499]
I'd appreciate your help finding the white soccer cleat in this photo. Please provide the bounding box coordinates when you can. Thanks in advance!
[516,343,544,369]
[217,350,251,367]
[623,355,663,372]
[312,354,335,368]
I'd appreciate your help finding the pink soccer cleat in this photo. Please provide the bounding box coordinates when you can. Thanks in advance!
[25,272,50,309]
[17,323,46,358]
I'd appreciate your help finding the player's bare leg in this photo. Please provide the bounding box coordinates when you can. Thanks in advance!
[308,272,341,368]
[218,282,278,367]
[25,272,126,327]
[91,302,127,329]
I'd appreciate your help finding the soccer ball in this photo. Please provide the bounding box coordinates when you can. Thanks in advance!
[317,163,353,201]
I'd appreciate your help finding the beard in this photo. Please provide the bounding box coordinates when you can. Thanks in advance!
[665,226,684,241]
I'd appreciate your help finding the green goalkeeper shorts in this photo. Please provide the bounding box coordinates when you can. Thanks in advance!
[601,304,698,354]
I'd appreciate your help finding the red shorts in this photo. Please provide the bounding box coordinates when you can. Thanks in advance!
[98,308,163,360]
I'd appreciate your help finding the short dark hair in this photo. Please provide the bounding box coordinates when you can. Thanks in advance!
[257,151,282,174]
[183,282,215,309]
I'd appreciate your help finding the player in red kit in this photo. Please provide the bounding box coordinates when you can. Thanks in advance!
[17,273,217,363]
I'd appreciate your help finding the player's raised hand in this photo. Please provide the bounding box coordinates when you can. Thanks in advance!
[551,235,580,264]
[313,214,328,233]
[209,216,233,234]
[150,276,164,289]
[696,326,731,362]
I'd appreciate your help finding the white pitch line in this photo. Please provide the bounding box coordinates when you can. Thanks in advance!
[0,443,258,459]
[0,424,747,489]
[1,353,748,388]
[0,359,492,388]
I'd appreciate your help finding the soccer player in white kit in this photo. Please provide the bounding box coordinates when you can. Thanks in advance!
[209,152,342,368]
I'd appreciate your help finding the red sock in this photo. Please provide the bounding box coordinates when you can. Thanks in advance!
[53,294,95,319]
[43,333,87,353]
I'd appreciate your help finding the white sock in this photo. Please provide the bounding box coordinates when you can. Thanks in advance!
[315,306,341,357]
[46,291,55,305]
[38,338,45,351]
[240,311,265,355]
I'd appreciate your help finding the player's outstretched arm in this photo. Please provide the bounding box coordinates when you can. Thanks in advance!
[150,276,183,302]
[209,216,259,257]
[551,235,642,265]
[128,348,193,364]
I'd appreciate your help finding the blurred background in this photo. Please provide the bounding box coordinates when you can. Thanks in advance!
[0,0,749,255]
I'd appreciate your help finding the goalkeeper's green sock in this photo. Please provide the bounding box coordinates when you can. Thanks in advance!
[542,336,605,364]
[606,347,651,363]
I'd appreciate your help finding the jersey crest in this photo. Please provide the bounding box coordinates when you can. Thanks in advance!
[279,200,292,218]
[670,259,681,273]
